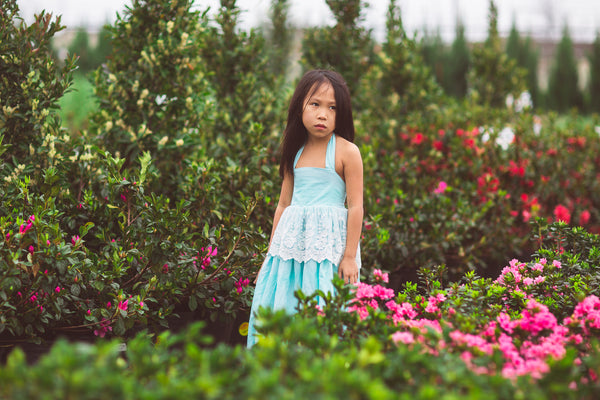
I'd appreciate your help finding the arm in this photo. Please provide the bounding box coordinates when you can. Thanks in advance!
[269,171,294,246]
[338,143,363,284]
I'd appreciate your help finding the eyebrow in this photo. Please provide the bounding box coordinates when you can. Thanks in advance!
[308,95,336,105]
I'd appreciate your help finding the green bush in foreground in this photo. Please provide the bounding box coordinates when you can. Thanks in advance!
[1,222,599,399]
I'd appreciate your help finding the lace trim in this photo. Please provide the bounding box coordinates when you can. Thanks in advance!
[267,205,361,267]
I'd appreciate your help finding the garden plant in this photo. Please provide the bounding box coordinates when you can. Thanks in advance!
[1,0,600,397]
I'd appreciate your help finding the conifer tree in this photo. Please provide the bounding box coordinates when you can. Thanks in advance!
[68,27,93,72]
[91,24,113,69]
[445,21,470,98]
[301,0,374,93]
[359,0,442,134]
[547,25,583,112]
[265,0,292,79]
[419,29,446,89]
[505,22,540,107]
[587,32,600,113]
[468,1,526,108]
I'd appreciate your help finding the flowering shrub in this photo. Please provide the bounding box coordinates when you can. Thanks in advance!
[5,225,599,399]
[0,2,262,341]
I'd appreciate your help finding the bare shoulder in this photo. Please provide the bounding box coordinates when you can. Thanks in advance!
[336,136,362,164]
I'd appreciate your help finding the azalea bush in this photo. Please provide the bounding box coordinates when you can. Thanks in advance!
[358,108,600,282]
[253,221,600,393]
[2,223,600,398]
[0,0,263,342]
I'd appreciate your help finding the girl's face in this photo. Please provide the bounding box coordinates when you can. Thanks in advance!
[302,83,336,140]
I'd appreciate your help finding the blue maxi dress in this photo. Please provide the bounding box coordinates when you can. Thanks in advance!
[247,133,361,348]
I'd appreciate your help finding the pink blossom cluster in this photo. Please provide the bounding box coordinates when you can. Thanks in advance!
[198,246,218,269]
[564,295,600,337]
[235,277,250,294]
[19,215,35,235]
[372,269,389,284]
[347,266,600,381]
[495,258,561,297]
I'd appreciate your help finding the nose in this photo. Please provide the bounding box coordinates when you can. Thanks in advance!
[317,107,326,120]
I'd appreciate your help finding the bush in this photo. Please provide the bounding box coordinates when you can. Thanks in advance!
[0,0,262,342]
[2,224,600,398]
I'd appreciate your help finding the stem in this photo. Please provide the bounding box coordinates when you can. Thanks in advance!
[191,198,258,290]
[122,260,152,287]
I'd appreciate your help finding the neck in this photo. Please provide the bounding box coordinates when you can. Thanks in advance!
[306,133,333,146]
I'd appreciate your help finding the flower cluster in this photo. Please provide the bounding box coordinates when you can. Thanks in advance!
[345,263,600,381]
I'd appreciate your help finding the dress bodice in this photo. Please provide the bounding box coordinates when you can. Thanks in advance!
[291,134,346,207]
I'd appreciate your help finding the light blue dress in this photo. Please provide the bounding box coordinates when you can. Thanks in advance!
[247,133,361,348]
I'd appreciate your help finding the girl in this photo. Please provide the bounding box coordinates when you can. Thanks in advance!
[247,70,363,348]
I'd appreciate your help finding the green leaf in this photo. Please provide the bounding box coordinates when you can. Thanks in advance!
[79,222,95,238]
[188,295,198,311]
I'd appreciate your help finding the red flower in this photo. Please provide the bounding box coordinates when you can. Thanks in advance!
[411,133,424,145]
[463,138,475,149]
[433,140,444,151]
[579,210,591,226]
[553,204,571,224]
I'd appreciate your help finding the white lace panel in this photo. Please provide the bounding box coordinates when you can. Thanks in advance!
[267,205,361,267]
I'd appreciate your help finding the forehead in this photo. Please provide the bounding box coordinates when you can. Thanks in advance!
[304,81,335,102]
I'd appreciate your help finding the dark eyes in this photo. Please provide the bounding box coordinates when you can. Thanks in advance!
[309,102,336,110]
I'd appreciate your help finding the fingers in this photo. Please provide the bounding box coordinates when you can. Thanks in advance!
[341,272,358,285]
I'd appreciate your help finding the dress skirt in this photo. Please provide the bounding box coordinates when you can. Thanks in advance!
[246,254,338,348]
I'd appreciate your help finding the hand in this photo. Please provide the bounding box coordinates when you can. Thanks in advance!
[338,256,359,285]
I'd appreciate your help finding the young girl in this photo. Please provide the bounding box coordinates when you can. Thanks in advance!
[247,70,363,348]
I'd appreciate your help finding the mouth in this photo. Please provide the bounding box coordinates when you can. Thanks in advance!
[315,124,327,129]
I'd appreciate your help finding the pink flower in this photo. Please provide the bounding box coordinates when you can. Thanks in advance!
[55,286,61,293]
[139,301,144,308]
[553,260,562,269]
[5,232,10,240]
[118,300,128,311]
[120,194,127,202]
[373,269,389,283]
[433,181,447,194]
[107,301,112,309]
[28,245,34,253]
[392,331,415,345]
[71,235,80,245]
[87,309,91,315]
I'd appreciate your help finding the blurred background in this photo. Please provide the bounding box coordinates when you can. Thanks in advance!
[16,0,600,98]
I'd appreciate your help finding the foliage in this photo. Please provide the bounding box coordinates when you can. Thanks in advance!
[90,0,212,195]
[67,27,94,73]
[301,0,374,99]
[419,29,446,91]
[2,226,600,398]
[0,0,77,168]
[199,0,282,138]
[0,0,264,342]
[468,1,526,108]
[264,0,293,79]
[505,22,540,108]
[445,21,471,99]
[547,26,583,112]
[587,32,600,113]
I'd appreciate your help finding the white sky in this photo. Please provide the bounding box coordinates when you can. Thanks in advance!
[16,0,600,43]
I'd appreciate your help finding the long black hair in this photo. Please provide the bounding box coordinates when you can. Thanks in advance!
[279,69,355,179]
